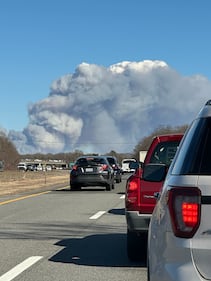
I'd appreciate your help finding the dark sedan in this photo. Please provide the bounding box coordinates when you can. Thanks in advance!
[70,156,115,191]
[103,156,122,183]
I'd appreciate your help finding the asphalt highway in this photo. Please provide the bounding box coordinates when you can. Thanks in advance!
[0,175,147,281]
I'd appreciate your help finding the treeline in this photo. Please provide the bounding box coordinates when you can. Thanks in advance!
[0,124,188,170]
[0,132,20,170]
[132,124,188,160]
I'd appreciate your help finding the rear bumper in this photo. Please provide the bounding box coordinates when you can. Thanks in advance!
[149,261,205,281]
[114,170,121,180]
[125,210,151,232]
[70,174,110,187]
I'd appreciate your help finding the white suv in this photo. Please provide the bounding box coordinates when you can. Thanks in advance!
[148,100,211,281]
[121,158,136,173]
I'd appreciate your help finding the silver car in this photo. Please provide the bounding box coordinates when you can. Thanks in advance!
[148,100,211,281]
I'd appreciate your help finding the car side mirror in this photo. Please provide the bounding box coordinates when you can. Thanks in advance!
[142,163,167,182]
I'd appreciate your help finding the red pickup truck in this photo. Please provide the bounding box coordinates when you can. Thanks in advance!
[125,134,183,261]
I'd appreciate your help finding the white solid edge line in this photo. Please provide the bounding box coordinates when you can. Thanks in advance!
[0,256,43,281]
[89,211,106,220]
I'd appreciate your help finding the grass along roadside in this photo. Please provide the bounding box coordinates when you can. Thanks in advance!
[0,170,70,196]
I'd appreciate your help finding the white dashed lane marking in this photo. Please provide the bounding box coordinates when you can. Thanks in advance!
[89,211,106,220]
[0,256,43,281]
[89,195,125,219]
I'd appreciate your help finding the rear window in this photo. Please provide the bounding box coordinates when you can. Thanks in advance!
[149,141,181,166]
[76,157,106,166]
[122,159,136,164]
[107,157,116,165]
[171,117,211,175]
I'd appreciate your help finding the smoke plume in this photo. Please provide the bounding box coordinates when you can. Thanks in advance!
[8,60,211,154]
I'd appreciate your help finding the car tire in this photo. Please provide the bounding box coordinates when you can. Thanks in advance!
[70,184,81,191]
[119,176,122,183]
[106,182,112,191]
[127,229,147,262]
[116,177,121,183]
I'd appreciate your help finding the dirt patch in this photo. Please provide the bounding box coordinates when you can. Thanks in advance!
[0,170,70,196]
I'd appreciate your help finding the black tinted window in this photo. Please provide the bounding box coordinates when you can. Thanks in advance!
[171,117,211,175]
[107,157,115,165]
[76,157,106,165]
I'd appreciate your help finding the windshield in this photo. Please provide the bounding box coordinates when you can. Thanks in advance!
[122,160,136,164]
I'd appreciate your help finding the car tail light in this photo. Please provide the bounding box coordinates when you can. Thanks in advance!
[72,165,78,170]
[100,164,109,171]
[168,187,201,238]
[125,176,139,209]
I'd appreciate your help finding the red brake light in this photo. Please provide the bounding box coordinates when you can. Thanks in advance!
[168,187,201,238]
[72,165,78,170]
[100,164,108,171]
[128,181,138,191]
[182,202,198,227]
[125,177,139,208]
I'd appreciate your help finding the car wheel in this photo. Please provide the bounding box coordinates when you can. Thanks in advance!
[106,182,112,191]
[116,177,121,183]
[127,229,147,262]
[70,184,81,191]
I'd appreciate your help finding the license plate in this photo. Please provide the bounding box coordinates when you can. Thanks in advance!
[85,167,93,172]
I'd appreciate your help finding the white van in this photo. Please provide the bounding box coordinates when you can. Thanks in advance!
[121,158,137,173]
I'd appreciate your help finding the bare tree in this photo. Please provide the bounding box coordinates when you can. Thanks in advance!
[132,125,188,160]
[0,133,20,170]
[15,124,189,168]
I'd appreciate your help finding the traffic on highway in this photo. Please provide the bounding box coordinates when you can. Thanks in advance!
[2,101,211,281]
[0,174,147,281]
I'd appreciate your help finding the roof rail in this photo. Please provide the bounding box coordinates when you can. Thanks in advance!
[205,100,211,105]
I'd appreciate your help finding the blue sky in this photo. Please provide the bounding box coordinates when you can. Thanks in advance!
[1,0,211,132]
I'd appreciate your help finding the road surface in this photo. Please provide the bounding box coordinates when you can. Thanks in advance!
[0,175,147,281]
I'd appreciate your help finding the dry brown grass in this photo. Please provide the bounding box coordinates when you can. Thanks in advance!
[0,170,70,196]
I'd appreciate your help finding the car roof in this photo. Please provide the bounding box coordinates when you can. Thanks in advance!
[197,100,211,118]
[152,134,184,143]
[76,155,107,160]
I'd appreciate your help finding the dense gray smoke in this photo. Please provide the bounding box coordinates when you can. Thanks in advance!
[8,60,211,154]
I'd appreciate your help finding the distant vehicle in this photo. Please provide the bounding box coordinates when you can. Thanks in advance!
[17,162,38,171]
[46,165,52,171]
[148,100,211,281]
[125,134,183,261]
[27,164,37,171]
[17,162,28,171]
[103,156,122,183]
[36,164,43,171]
[121,158,137,173]
[70,156,115,191]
